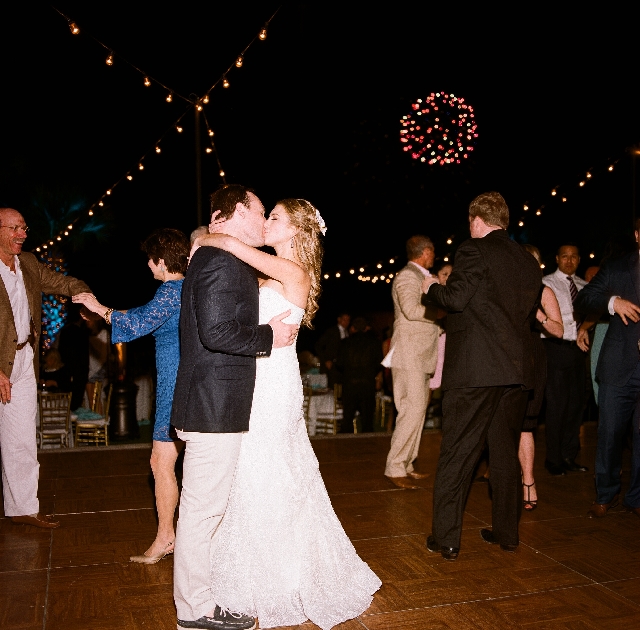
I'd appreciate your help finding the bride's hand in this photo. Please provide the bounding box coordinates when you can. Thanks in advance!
[209,210,227,234]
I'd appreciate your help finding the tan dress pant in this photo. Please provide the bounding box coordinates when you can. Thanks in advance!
[0,344,39,517]
[174,430,243,621]
[385,368,431,478]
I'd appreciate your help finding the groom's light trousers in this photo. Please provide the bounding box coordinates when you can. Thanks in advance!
[174,431,243,621]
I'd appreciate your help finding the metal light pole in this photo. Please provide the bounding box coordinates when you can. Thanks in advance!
[195,107,203,227]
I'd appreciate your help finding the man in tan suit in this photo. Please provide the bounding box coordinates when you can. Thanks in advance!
[384,235,440,489]
[0,207,91,528]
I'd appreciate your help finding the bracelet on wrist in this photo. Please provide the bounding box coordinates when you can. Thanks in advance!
[103,308,115,324]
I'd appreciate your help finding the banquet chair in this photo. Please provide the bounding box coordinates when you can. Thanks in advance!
[314,383,343,435]
[38,391,72,448]
[87,379,103,413]
[75,383,113,446]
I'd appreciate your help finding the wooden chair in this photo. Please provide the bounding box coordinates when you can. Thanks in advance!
[314,383,343,435]
[38,391,72,448]
[75,384,113,446]
[86,380,103,413]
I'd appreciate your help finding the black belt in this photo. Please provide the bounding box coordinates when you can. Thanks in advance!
[16,333,34,351]
[543,338,577,346]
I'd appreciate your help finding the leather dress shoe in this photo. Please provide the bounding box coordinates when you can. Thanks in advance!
[406,470,429,480]
[587,496,619,518]
[544,460,566,476]
[426,534,459,560]
[11,513,60,529]
[480,528,518,551]
[385,475,419,489]
[623,503,640,518]
[562,458,589,473]
[178,606,256,629]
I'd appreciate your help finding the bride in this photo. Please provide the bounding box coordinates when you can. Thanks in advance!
[192,199,381,630]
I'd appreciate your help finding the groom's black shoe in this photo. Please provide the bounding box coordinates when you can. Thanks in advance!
[177,606,256,630]
[426,534,459,560]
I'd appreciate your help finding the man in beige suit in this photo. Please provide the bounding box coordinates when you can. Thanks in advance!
[384,235,440,489]
[0,207,91,528]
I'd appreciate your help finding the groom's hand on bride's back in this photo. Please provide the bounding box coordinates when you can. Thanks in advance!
[269,310,299,348]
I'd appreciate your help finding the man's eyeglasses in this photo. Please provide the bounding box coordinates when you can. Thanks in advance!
[0,225,29,233]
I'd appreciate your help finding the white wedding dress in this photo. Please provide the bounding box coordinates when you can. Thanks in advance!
[210,287,381,630]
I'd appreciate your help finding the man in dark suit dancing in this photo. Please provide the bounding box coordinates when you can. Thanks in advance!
[422,192,541,559]
[171,185,298,630]
[575,221,640,519]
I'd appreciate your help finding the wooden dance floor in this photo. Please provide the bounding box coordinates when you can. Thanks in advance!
[1,423,639,629]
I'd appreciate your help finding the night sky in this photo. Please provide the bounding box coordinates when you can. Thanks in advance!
[2,3,639,345]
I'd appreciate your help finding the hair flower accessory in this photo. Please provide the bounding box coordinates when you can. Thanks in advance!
[315,208,327,235]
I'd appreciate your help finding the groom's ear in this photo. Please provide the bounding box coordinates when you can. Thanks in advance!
[234,202,247,218]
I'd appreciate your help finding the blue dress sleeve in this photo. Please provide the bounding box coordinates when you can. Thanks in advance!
[111,281,182,343]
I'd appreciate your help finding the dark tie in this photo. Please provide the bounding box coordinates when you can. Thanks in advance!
[567,275,578,302]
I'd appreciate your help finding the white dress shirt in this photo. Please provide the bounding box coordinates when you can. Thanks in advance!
[541,268,587,341]
[0,256,32,344]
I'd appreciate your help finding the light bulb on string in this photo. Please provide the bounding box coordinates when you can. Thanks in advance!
[56,236,61,241]
[106,189,111,195]
[389,273,394,278]
[523,204,529,211]
[144,77,151,87]
[536,209,541,215]
[176,125,183,133]
[608,165,614,171]
[206,147,212,153]
[219,170,225,177]
[127,174,133,180]
[562,197,567,202]
[236,55,244,67]
[259,27,268,40]
[166,92,173,103]
[336,272,341,278]
[359,267,364,272]
[389,258,394,264]
[64,231,68,236]
[551,189,557,196]
[69,22,80,35]
[223,76,230,88]
[443,256,449,262]
[196,101,203,111]
[349,269,355,274]
[36,247,41,252]
[155,146,161,153]
[208,129,214,137]
[42,245,47,249]
[323,274,329,279]
[202,94,209,104]
[98,201,104,207]
[446,238,452,245]
[106,52,114,66]
[139,163,144,170]
[518,220,524,227]
[67,225,73,229]
[586,172,592,178]
[88,210,93,216]
[579,181,585,187]
[377,263,382,269]
[590,252,595,259]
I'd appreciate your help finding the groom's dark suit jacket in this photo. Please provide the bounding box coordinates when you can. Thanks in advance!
[427,229,541,391]
[171,247,273,433]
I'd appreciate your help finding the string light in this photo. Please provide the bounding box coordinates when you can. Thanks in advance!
[336,272,341,278]
[202,94,209,104]
[579,181,585,187]
[127,174,133,180]
[359,267,364,272]
[176,125,183,132]
[586,172,592,178]
[377,263,382,269]
[106,189,111,195]
[562,197,567,202]
[551,189,557,196]
[138,163,144,170]
[400,92,477,165]
[518,220,524,227]
[590,252,595,258]
[166,92,173,102]
[223,76,230,88]
[106,52,114,66]
[259,27,268,40]
[69,22,80,35]
[446,238,452,245]
[236,56,244,68]
[143,76,151,87]
[208,129,214,137]
[323,274,329,279]
[196,103,203,111]
[155,146,161,153]
[523,205,529,211]
[219,170,225,177]
[88,210,93,216]
[350,269,355,274]
[536,209,542,215]
[608,165,614,171]
[206,147,212,153]
[98,201,104,207]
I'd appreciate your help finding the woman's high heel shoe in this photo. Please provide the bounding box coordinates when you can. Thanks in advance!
[523,482,537,511]
[130,541,175,564]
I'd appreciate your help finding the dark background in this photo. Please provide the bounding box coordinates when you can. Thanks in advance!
[1,3,639,349]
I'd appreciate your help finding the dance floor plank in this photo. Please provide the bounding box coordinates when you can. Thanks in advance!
[1,423,639,629]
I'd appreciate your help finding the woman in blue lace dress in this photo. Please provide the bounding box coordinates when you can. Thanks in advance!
[74,228,190,564]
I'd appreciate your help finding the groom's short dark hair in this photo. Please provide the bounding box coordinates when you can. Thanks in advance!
[210,184,255,221]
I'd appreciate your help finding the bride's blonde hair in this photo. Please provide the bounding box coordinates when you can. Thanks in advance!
[277,198,324,328]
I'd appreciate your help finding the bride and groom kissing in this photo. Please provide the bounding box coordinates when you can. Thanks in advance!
[171,185,381,630]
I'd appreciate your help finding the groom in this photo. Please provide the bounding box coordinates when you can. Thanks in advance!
[171,185,298,630]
